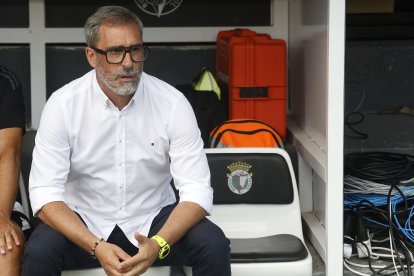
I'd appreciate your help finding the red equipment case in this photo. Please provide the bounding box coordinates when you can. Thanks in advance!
[216,28,287,138]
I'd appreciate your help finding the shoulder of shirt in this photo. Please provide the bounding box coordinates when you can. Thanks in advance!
[49,70,95,101]
[0,65,20,91]
[141,72,184,101]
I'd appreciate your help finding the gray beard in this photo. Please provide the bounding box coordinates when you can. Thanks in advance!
[98,68,142,96]
[106,79,138,96]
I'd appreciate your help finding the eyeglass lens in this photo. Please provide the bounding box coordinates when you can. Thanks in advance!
[106,46,147,64]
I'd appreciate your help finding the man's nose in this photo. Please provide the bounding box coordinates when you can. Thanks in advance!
[122,51,134,67]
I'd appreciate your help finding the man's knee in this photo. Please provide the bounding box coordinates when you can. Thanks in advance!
[203,224,230,259]
[188,219,230,261]
[183,219,231,275]
[0,245,24,276]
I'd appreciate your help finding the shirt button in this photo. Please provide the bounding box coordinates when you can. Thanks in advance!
[119,139,122,143]
[118,163,122,166]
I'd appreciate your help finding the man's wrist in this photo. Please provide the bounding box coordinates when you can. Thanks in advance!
[0,210,10,220]
[0,214,11,224]
[150,235,170,260]
[90,238,104,259]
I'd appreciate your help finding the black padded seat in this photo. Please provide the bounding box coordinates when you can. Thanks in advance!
[230,234,308,263]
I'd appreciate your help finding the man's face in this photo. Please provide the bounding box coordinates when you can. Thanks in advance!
[89,23,144,96]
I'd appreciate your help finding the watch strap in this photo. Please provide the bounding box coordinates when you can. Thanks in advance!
[151,235,170,260]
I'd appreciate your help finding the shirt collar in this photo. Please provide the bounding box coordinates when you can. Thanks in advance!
[131,73,144,104]
[92,70,111,109]
[92,70,143,110]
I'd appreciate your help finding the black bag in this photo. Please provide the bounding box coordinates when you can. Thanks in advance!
[176,84,227,147]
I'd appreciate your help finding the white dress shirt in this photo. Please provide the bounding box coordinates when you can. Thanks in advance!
[29,70,213,246]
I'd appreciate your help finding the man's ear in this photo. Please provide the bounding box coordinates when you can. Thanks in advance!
[85,47,97,68]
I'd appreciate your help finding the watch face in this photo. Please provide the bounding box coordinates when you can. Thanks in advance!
[134,0,183,17]
[159,244,171,259]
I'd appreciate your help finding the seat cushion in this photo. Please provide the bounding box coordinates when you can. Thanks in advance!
[230,234,308,263]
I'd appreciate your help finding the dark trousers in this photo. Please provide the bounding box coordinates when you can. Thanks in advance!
[22,204,231,276]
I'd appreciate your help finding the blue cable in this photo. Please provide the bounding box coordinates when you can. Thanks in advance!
[363,216,389,228]
[345,186,414,208]
[393,197,414,242]
[344,191,414,243]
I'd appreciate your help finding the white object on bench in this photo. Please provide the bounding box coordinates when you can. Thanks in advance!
[185,147,312,276]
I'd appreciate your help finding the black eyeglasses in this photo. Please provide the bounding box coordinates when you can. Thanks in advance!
[91,44,149,64]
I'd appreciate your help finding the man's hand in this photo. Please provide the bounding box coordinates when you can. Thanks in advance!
[95,241,133,276]
[0,219,21,255]
[118,233,159,276]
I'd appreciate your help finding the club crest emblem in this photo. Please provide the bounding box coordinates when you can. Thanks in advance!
[134,0,183,17]
[227,162,253,195]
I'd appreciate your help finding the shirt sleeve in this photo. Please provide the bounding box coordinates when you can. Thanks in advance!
[167,94,213,214]
[29,94,71,215]
[0,68,25,130]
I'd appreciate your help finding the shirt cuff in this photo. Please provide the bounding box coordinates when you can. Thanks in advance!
[178,185,213,215]
[30,187,65,216]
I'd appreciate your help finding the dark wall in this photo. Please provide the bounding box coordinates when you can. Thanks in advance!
[345,40,414,113]
[0,0,28,27]
[46,43,216,98]
[44,0,271,27]
[0,43,216,125]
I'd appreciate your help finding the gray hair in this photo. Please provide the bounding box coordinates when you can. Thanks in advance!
[84,6,144,47]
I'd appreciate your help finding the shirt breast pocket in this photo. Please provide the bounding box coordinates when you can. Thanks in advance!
[149,137,169,156]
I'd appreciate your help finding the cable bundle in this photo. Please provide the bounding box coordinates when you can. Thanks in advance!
[344,175,414,208]
[345,152,414,186]
[344,151,414,276]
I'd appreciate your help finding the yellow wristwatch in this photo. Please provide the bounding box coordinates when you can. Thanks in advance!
[151,235,170,260]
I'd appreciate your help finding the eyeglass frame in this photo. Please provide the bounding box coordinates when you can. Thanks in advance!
[90,44,149,64]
